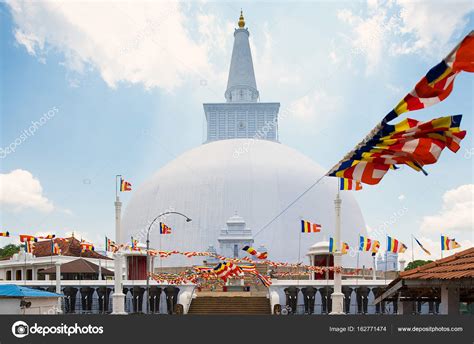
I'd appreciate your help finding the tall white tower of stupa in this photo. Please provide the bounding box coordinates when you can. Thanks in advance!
[204,11,280,142]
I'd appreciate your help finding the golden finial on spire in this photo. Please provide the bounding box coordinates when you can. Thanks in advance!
[238,10,245,28]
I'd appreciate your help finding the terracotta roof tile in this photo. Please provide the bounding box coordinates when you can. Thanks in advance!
[400,247,474,280]
[39,258,113,275]
[32,237,110,260]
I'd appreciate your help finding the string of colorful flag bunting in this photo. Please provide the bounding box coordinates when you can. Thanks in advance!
[327,31,473,185]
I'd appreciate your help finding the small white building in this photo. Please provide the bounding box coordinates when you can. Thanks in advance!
[0,285,61,315]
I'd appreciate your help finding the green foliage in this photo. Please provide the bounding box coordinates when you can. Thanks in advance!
[405,259,433,271]
[0,244,20,258]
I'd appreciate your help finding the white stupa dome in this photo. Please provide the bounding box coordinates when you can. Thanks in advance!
[121,15,370,268]
[307,241,331,256]
[121,139,370,267]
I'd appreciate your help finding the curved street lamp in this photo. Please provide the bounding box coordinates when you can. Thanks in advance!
[145,211,191,314]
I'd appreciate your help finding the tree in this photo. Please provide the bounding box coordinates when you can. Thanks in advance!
[0,244,20,258]
[405,259,432,271]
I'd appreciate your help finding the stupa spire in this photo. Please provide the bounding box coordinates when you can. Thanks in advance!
[225,11,259,103]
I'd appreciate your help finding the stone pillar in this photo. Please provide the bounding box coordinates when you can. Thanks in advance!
[397,299,415,315]
[330,194,344,314]
[55,261,62,314]
[309,256,315,280]
[112,252,126,314]
[440,285,460,315]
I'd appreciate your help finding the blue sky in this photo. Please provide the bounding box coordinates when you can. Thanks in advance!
[0,1,473,260]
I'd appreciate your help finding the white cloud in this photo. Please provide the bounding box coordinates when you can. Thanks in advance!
[336,1,474,73]
[6,1,215,91]
[393,0,474,56]
[0,169,54,213]
[421,184,473,234]
[398,194,405,201]
[288,90,342,121]
[336,2,397,74]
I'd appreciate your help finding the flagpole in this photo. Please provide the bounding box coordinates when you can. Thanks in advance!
[411,235,415,262]
[297,223,302,286]
[384,237,388,287]
[50,238,53,275]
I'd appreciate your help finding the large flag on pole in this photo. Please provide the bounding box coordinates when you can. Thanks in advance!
[341,242,350,255]
[387,236,407,253]
[414,237,431,255]
[371,240,381,256]
[329,237,337,253]
[441,235,461,251]
[120,178,132,192]
[359,235,372,251]
[159,222,172,235]
[301,220,321,233]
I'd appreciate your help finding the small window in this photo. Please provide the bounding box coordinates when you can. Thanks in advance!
[233,244,239,258]
[15,270,22,280]
[6,270,12,280]
[26,269,33,280]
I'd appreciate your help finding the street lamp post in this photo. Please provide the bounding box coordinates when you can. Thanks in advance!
[145,211,191,315]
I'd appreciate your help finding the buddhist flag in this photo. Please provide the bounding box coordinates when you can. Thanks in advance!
[131,237,139,250]
[242,246,268,259]
[52,241,61,255]
[441,236,461,251]
[0,231,9,237]
[339,178,362,191]
[414,237,431,255]
[341,242,350,255]
[371,240,381,256]
[120,178,132,192]
[80,242,94,252]
[105,237,118,252]
[387,236,407,253]
[159,222,172,235]
[301,220,321,233]
[359,235,372,251]
[19,234,37,243]
[24,241,34,253]
[329,237,337,253]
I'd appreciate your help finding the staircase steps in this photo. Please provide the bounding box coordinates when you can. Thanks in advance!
[188,296,271,315]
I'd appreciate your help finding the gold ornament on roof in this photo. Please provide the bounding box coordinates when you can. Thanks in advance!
[238,10,245,28]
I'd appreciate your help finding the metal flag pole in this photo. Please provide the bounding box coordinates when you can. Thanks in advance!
[384,237,388,287]
[356,233,360,287]
[330,188,344,314]
[411,234,415,262]
[297,223,302,285]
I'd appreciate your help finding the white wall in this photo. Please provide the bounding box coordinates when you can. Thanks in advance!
[22,297,59,315]
[0,298,21,314]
